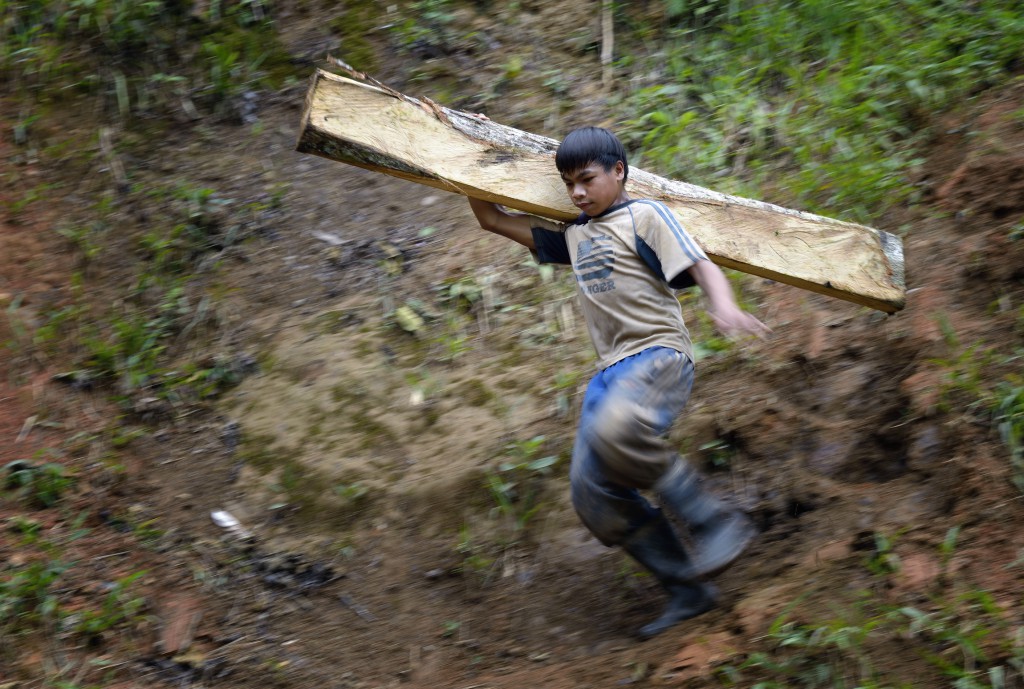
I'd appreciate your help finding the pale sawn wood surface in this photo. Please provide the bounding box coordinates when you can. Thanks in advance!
[296,69,905,313]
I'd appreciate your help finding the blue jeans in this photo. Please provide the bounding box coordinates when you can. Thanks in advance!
[570,346,695,546]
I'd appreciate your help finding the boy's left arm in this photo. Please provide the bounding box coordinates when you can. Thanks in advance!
[687,259,770,339]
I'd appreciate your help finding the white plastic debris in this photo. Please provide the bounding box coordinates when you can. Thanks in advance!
[210,510,253,539]
[312,230,345,246]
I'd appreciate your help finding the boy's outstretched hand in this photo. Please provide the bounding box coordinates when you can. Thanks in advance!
[708,303,771,340]
[688,259,771,340]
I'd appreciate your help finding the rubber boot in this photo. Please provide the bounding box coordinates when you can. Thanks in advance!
[653,459,756,578]
[621,514,718,639]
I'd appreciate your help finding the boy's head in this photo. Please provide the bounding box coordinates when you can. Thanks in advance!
[555,127,629,183]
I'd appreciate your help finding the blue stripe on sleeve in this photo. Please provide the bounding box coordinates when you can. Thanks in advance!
[635,200,707,263]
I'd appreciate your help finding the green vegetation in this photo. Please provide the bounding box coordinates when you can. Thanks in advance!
[30,180,256,409]
[486,435,560,537]
[993,376,1024,494]
[1,0,1022,685]
[2,0,289,120]
[74,570,148,636]
[2,496,147,663]
[620,0,1024,223]
[717,565,1024,688]
[5,456,74,508]
[0,559,67,633]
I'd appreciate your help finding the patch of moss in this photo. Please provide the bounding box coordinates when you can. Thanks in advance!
[311,309,360,334]
[387,331,429,362]
[238,432,288,475]
[499,350,524,368]
[348,409,399,451]
[452,378,495,407]
[277,462,377,530]
[306,403,328,438]
[355,338,376,358]
[326,2,380,73]
[331,379,372,405]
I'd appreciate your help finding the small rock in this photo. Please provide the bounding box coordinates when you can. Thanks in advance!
[907,425,942,469]
[801,539,853,568]
[735,584,797,635]
[424,568,445,580]
[159,593,203,654]
[657,632,739,683]
[221,420,241,452]
[892,552,941,594]
[171,650,206,667]
[901,370,943,417]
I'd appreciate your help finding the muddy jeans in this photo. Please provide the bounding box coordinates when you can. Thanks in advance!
[570,346,695,546]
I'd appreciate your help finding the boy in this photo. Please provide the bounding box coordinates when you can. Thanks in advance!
[468,127,769,639]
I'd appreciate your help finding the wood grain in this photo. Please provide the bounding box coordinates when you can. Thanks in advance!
[297,69,905,313]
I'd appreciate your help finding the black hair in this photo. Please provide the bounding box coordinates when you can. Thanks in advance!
[555,126,629,183]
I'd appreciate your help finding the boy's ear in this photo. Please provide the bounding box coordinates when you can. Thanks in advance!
[613,160,625,180]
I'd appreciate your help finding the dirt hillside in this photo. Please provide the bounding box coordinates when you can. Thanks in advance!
[2,2,1023,688]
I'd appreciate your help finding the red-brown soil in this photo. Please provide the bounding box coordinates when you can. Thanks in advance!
[2,10,1023,689]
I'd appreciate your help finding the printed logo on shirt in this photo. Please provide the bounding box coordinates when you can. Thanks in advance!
[575,235,616,288]
[575,235,616,294]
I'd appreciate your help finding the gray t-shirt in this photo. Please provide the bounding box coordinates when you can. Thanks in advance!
[530,199,707,370]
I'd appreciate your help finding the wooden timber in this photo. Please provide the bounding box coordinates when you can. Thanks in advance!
[296,68,905,313]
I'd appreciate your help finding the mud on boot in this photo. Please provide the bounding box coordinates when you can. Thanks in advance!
[653,458,756,578]
[638,579,717,639]
[621,512,717,639]
[689,509,756,577]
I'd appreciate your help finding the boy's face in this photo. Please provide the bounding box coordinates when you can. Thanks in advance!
[560,160,627,217]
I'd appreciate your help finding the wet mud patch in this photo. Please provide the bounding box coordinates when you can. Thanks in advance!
[937,153,1024,222]
[804,408,911,483]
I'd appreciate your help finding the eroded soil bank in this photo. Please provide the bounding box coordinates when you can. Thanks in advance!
[2,2,1023,687]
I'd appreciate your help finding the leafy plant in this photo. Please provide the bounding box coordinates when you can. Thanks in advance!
[5,459,74,508]
[334,482,369,504]
[864,531,901,577]
[893,591,1016,689]
[549,368,582,417]
[58,221,107,263]
[2,0,287,118]
[389,0,456,52]
[992,377,1024,494]
[622,0,1024,224]
[454,523,494,579]
[75,570,147,636]
[435,315,472,363]
[0,559,68,631]
[929,342,995,415]
[486,436,560,536]
[699,437,734,469]
[735,607,886,688]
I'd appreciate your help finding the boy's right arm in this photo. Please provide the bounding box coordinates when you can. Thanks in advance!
[468,198,536,250]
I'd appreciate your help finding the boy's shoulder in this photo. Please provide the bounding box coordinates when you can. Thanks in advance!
[623,198,677,227]
[627,198,669,213]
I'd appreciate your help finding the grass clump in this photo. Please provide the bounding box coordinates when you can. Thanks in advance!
[2,0,291,121]
[619,0,1024,224]
[4,457,74,509]
[486,435,560,538]
[993,376,1024,494]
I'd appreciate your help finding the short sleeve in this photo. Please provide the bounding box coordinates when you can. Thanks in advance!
[631,201,707,288]
[529,215,572,265]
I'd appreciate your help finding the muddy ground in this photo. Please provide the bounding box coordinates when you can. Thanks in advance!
[2,3,1023,688]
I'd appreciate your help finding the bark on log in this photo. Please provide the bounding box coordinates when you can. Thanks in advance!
[296,69,905,313]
